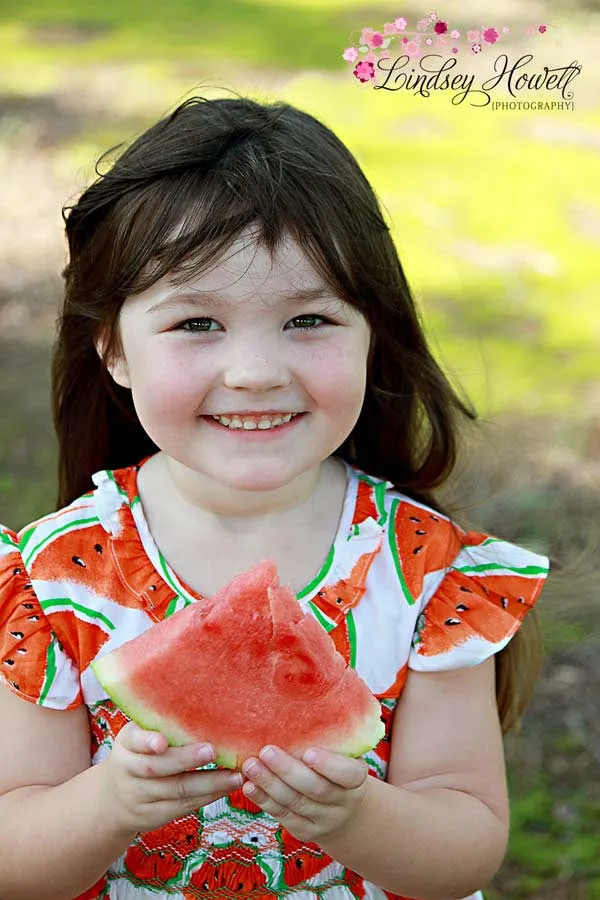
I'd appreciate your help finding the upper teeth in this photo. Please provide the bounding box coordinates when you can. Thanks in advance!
[211,413,297,430]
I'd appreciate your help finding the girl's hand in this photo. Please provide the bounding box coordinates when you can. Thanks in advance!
[99,722,243,835]
[241,744,370,843]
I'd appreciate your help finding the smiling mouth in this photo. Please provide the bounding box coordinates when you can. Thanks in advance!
[205,413,304,431]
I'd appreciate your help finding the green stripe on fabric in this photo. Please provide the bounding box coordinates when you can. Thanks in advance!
[373,481,388,526]
[157,549,188,599]
[307,600,336,633]
[23,516,100,567]
[0,530,18,549]
[40,598,115,630]
[106,470,129,500]
[454,562,549,575]
[387,499,416,606]
[39,639,57,705]
[357,473,378,487]
[346,609,357,668]
[164,597,180,618]
[364,754,385,778]
[297,544,335,600]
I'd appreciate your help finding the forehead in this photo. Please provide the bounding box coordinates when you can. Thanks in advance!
[136,227,327,310]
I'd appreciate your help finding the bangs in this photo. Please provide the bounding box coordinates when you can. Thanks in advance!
[96,115,388,315]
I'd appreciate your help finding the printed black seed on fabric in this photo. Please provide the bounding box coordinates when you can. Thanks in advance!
[456,604,469,612]
[13,567,22,575]
[94,544,103,554]
[72,556,86,567]
[459,587,472,593]
[22,603,34,609]
[412,546,424,555]
[409,516,422,523]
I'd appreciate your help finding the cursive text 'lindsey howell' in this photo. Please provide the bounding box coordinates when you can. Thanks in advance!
[374,54,582,106]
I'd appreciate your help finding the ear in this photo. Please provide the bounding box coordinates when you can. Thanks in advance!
[94,330,131,389]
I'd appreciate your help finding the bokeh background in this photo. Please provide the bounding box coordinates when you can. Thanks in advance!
[1,0,599,895]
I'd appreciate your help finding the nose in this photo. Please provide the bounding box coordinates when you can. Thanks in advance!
[222,342,293,392]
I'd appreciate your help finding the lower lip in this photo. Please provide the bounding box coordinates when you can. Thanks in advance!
[202,414,305,439]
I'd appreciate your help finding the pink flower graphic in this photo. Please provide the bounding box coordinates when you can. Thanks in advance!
[429,12,438,22]
[405,40,422,57]
[370,31,384,47]
[472,43,482,53]
[354,59,375,83]
[527,25,535,36]
[467,29,480,42]
[503,26,510,33]
[483,27,499,43]
[437,36,447,46]
[394,17,407,31]
[360,27,374,46]
[538,24,547,33]
[343,46,359,62]
[450,29,460,39]
[452,47,459,54]
[402,37,409,43]
[425,37,433,45]
[434,21,448,34]
[384,22,397,34]
[417,17,429,30]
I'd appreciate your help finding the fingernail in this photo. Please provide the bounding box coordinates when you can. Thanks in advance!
[303,749,317,765]
[147,736,160,752]
[229,772,244,787]
[196,744,214,763]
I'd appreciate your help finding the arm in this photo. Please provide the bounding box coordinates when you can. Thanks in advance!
[0,685,137,900]
[316,657,509,900]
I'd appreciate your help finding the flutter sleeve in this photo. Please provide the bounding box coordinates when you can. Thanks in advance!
[409,529,550,671]
[0,525,83,709]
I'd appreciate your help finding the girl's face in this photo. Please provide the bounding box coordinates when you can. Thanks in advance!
[108,228,371,507]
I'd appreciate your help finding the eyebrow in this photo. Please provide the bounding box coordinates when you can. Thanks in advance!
[146,287,334,315]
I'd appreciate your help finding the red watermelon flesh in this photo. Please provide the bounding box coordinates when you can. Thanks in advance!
[91,560,384,768]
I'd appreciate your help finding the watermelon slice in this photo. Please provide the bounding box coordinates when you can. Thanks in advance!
[91,561,384,768]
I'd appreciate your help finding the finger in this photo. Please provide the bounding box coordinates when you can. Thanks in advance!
[116,722,169,755]
[151,769,244,806]
[132,742,217,779]
[242,746,344,806]
[301,747,369,790]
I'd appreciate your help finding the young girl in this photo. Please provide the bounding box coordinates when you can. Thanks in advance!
[0,93,550,900]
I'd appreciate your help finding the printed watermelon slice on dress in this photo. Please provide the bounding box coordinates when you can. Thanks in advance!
[92,560,385,768]
[391,499,465,601]
[0,537,63,704]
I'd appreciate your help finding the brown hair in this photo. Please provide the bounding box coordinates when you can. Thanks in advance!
[54,91,544,733]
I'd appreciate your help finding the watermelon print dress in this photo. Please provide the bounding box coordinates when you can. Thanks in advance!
[0,455,550,900]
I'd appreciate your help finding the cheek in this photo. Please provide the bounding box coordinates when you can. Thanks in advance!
[307,341,367,404]
[129,352,204,413]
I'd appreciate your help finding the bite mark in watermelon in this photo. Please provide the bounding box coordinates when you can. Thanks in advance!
[91,561,384,768]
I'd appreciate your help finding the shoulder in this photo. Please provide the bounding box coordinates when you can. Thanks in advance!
[11,462,141,577]
[342,461,465,600]
[344,461,550,607]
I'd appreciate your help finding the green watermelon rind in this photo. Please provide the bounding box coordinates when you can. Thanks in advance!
[91,654,385,770]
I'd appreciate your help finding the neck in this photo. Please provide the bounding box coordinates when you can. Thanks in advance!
[137,452,342,531]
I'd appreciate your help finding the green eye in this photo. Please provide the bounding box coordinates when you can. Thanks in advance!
[179,318,218,332]
[289,315,327,331]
